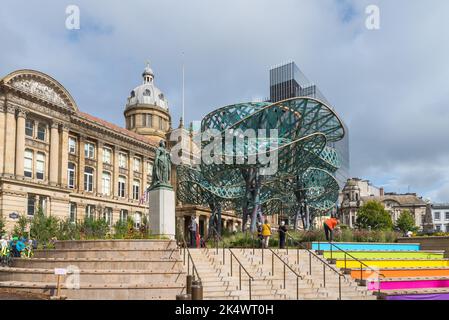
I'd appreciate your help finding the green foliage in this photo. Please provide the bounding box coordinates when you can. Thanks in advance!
[29,207,59,243]
[395,209,418,233]
[79,217,110,239]
[57,218,81,240]
[0,215,5,237]
[13,215,29,238]
[355,201,393,230]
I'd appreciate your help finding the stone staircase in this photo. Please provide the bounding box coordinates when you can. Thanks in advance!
[188,248,377,300]
[0,240,185,299]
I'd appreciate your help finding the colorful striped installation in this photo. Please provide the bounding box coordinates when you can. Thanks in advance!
[351,268,449,280]
[336,259,449,269]
[311,242,420,251]
[323,251,444,260]
[386,293,449,300]
[367,278,449,291]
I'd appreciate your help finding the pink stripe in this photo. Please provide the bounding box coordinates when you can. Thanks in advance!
[368,279,449,290]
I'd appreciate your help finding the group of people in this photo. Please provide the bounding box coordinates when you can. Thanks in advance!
[0,235,35,264]
[185,213,340,249]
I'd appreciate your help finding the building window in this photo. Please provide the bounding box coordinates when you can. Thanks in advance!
[68,162,76,188]
[84,142,95,159]
[147,162,153,175]
[129,115,135,128]
[434,212,441,221]
[120,209,128,222]
[133,180,140,200]
[143,114,152,127]
[36,152,45,180]
[24,149,33,178]
[445,212,449,221]
[119,153,127,168]
[134,212,142,229]
[25,120,34,137]
[103,207,113,226]
[103,147,112,164]
[436,225,442,232]
[69,202,77,223]
[118,176,126,198]
[85,205,96,220]
[37,123,46,141]
[133,157,141,172]
[27,195,36,216]
[102,171,111,196]
[159,117,163,130]
[84,167,94,192]
[68,137,77,154]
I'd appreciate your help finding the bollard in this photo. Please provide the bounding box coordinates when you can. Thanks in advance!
[191,280,203,300]
[176,294,192,300]
[186,275,193,295]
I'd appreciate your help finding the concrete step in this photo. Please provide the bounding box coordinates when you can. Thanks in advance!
[55,240,178,250]
[34,249,180,260]
[12,258,183,271]
[0,281,184,300]
[0,267,185,284]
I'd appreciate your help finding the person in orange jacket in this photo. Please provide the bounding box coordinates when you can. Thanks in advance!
[323,215,339,242]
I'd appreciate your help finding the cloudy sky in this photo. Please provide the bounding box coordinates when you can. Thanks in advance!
[1,0,448,201]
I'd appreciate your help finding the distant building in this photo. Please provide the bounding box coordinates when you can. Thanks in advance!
[269,61,350,190]
[340,178,428,230]
[430,203,449,232]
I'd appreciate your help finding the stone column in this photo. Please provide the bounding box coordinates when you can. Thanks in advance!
[0,103,5,175]
[113,146,120,198]
[59,124,69,186]
[97,142,103,195]
[142,157,148,193]
[15,108,27,177]
[4,105,16,175]
[78,135,85,192]
[49,121,60,185]
[128,152,134,200]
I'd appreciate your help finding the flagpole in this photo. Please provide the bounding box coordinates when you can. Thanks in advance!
[182,52,185,123]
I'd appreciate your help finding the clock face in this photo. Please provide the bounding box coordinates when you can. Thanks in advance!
[143,89,151,96]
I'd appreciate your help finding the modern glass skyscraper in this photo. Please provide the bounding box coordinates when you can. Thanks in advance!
[269,61,350,189]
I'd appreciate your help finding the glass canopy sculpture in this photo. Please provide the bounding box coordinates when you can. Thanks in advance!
[176,97,345,234]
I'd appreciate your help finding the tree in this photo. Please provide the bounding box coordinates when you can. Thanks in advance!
[355,201,393,230]
[395,209,418,233]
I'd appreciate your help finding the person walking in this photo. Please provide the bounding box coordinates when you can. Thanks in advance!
[261,219,272,248]
[189,215,198,248]
[323,215,339,242]
[278,221,288,249]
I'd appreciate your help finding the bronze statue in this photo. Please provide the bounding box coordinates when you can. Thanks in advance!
[150,140,172,190]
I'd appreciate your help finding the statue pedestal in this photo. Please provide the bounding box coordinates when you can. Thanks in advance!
[149,186,176,240]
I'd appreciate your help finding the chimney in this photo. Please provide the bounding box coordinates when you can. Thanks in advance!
[380,187,384,196]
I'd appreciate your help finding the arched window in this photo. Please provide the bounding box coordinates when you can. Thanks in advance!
[68,162,76,188]
[36,152,45,180]
[84,167,94,192]
[143,89,151,96]
[24,149,33,178]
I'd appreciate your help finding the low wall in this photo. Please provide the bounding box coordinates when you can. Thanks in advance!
[398,237,449,258]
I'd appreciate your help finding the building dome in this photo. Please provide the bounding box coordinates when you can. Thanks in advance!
[124,62,171,141]
[126,63,168,110]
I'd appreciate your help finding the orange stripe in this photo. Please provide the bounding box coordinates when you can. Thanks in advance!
[351,269,449,279]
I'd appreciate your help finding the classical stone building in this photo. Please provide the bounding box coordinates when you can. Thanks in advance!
[0,66,242,237]
[0,67,171,233]
[340,178,428,230]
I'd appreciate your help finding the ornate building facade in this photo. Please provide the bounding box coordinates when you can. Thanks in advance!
[0,66,242,236]
[0,68,167,232]
[340,178,428,230]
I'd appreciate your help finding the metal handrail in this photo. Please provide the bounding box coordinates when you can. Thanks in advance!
[268,248,304,300]
[178,234,202,283]
[228,248,254,300]
[322,241,385,295]
[287,233,344,300]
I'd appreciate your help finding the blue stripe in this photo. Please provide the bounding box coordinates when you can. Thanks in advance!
[311,242,420,251]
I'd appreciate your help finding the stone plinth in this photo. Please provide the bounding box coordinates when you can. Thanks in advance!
[149,186,175,239]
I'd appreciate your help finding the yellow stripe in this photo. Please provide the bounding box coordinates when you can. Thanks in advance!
[337,260,449,269]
